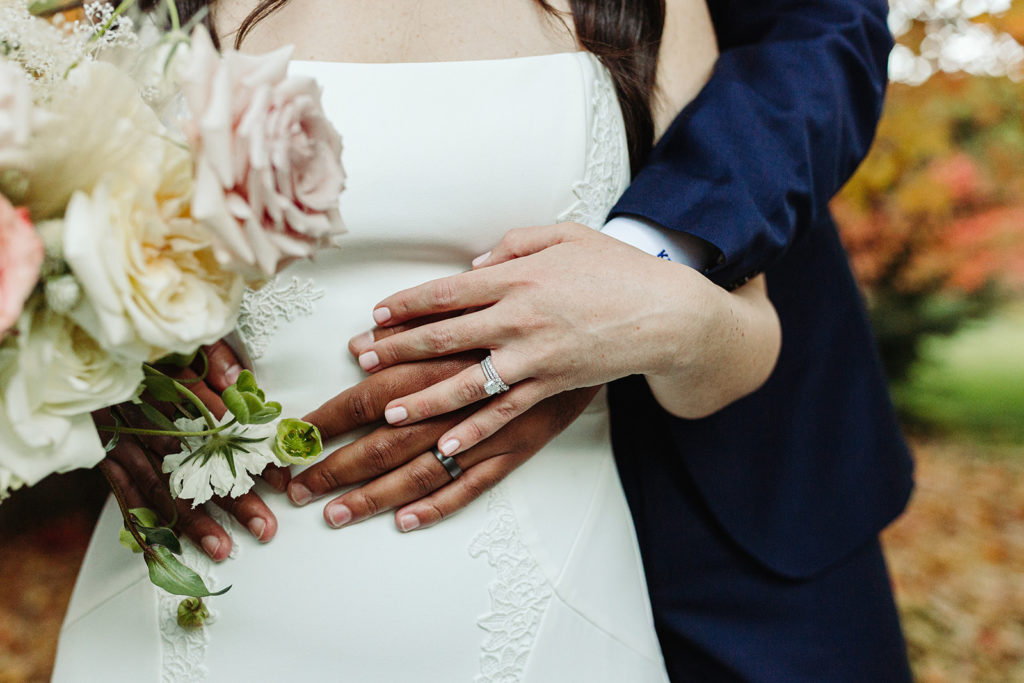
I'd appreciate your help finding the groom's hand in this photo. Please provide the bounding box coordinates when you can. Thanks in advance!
[289,337,597,532]
[99,341,288,561]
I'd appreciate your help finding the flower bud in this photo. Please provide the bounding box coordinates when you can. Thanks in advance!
[177,597,210,630]
[44,273,82,314]
[272,418,322,465]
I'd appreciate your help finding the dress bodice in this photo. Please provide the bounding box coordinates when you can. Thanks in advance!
[55,52,666,683]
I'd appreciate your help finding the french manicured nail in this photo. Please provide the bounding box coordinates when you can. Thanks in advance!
[358,350,379,371]
[350,331,374,353]
[472,251,491,268]
[201,535,222,560]
[398,513,420,532]
[372,307,391,324]
[223,364,242,386]
[440,439,460,456]
[248,518,267,541]
[384,406,408,424]
[326,503,352,528]
[289,483,312,506]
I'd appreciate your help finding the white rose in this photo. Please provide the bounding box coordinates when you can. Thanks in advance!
[0,466,24,503]
[0,58,34,170]
[63,130,245,362]
[0,305,142,487]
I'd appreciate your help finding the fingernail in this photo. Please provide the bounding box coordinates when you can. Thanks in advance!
[326,503,352,528]
[224,364,242,386]
[262,467,284,490]
[358,350,380,371]
[398,513,420,532]
[440,439,460,456]
[472,251,491,268]
[372,307,391,324]
[201,535,222,560]
[350,331,374,353]
[289,483,312,506]
[384,406,408,424]
[248,518,267,541]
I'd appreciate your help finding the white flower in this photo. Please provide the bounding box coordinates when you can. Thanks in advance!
[0,58,35,171]
[0,466,24,504]
[162,415,277,507]
[0,304,142,487]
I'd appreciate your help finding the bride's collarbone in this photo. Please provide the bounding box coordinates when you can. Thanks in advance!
[212,0,578,63]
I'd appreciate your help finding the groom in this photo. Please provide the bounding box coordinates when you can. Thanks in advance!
[121,0,914,679]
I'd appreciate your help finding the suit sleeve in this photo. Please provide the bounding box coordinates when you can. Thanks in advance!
[610,0,893,290]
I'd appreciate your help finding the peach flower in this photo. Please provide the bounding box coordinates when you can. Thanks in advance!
[182,27,345,279]
[0,195,43,339]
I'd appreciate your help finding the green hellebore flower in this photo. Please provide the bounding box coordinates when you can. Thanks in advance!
[177,597,210,630]
[272,418,323,465]
[222,370,281,424]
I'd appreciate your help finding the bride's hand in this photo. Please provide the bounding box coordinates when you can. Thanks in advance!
[286,353,597,531]
[355,223,769,457]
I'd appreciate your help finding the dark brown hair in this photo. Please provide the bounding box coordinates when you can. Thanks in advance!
[168,0,664,171]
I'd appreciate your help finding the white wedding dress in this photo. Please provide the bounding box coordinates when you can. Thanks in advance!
[53,52,668,683]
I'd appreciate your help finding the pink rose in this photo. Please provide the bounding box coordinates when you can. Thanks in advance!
[182,27,346,278]
[0,195,43,338]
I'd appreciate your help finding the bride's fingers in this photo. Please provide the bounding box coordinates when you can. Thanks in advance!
[304,355,477,439]
[432,381,547,455]
[371,268,503,327]
[356,312,493,372]
[201,339,244,392]
[380,356,528,428]
[394,453,530,532]
[472,223,585,269]
[320,445,489,529]
[287,414,463,505]
[348,313,459,357]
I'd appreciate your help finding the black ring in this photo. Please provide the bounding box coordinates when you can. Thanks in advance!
[431,447,463,480]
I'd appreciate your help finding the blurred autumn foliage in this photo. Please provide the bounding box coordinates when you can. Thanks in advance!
[832,2,1024,382]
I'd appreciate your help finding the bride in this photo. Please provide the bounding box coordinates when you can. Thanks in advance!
[54,1,781,680]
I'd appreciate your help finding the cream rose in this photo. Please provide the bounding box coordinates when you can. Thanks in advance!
[0,58,33,171]
[0,305,142,487]
[182,27,345,279]
[0,193,43,339]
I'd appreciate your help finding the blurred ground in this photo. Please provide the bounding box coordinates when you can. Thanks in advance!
[0,438,1021,682]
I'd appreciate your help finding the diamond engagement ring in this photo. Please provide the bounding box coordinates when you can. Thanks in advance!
[432,446,463,481]
[480,355,510,396]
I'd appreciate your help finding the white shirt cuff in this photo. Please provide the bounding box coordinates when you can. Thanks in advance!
[601,215,715,271]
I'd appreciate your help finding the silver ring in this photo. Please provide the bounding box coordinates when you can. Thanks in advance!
[432,447,463,481]
[480,355,510,396]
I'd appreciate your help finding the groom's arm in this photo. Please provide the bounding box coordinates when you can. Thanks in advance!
[610,0,893,289]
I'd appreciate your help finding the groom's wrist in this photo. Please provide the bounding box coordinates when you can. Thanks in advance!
[601,215,717,271]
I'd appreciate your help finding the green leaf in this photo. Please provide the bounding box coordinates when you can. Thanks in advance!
[234,370,264,400]
[247,401,282,425]
[139,402,177,432]
[130,508,160,527]
[155,351,198,368]
[141,526,183,555]
[28,0,80,16]
[145,546,231,597]
[143,374,181,402]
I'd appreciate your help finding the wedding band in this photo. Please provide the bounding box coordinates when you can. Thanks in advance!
[432,446,463,481]
[480,355,510,396]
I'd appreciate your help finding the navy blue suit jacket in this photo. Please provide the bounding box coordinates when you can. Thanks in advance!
[609,0,914,580]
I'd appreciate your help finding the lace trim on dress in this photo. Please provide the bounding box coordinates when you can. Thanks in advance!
[557,57,628,230]
[235,276,325,360]
[469,489,553,683]
[158,506,237,683]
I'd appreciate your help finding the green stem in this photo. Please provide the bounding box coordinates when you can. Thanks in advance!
[111,405,180,529]
[96,421,235,438]
[98,460,149,551]
[164,0,180,31]
[143,364,218,429]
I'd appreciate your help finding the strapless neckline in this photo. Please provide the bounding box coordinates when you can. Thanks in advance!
[289,51,590,68]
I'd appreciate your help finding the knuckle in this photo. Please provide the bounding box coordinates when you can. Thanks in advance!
[311,466,341,494]
[463,419,485,444]
[364,438,396,473]
[425,326,454,354]
[460,475,494,503]
[405,462,438,496]
[456,375,482,403]
[352,490,383,517]
[431,279,457,308]
[345,391,375,425]
[493,398,521,423]
[423,502,446,525]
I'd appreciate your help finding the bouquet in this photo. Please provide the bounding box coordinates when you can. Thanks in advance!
[0,0,345,626]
